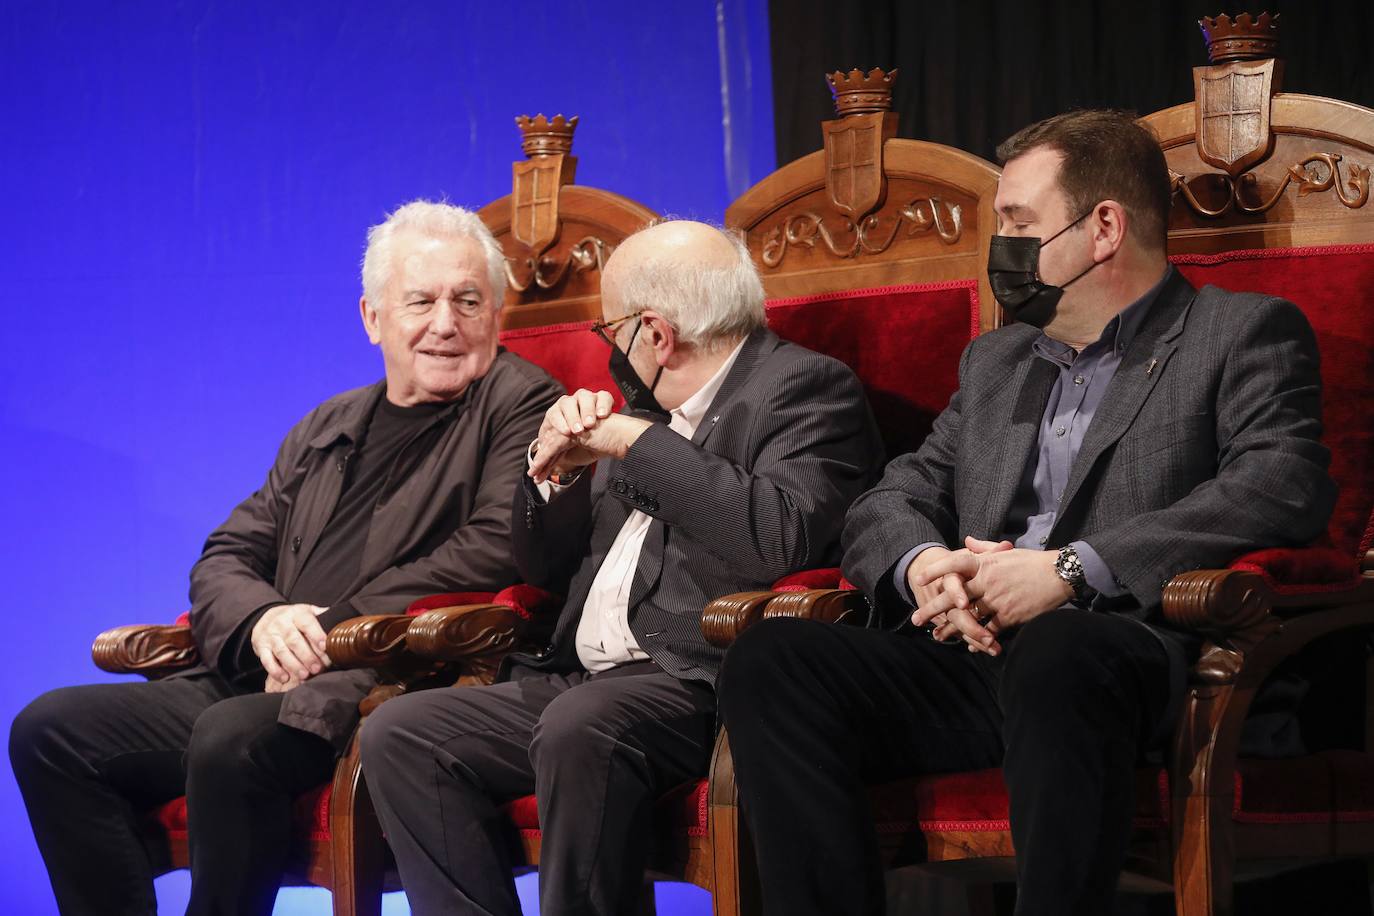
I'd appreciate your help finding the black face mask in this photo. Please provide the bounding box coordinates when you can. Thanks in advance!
[607,319,670,421]
[987,210,1098,328]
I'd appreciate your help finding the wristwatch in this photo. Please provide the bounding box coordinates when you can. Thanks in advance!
[1053,545,1089,601]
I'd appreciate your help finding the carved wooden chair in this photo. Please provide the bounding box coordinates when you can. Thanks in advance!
[706,15,1374,916]
[90,113,657,916]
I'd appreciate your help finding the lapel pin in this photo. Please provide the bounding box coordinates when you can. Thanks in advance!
[1145,358,1158,376]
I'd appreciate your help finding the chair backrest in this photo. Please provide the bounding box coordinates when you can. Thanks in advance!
[1139,13,1374,567]
[479,115,659,396]
[726,69,1001,457]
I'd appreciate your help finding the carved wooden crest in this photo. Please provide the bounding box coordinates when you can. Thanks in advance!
[823,69,899,220]
[510,114,578,256]
[823,114,889,219]
[1194,59,1277,178]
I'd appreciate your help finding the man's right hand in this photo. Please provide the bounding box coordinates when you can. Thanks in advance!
[250,603,331,686]
[906,538,1012,655]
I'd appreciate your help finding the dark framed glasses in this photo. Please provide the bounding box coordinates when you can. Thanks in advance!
[589,309,648,347]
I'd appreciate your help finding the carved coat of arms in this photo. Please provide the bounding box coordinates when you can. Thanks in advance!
[511,155,566,255]
[823,112,892,220]
[1193,58,1277,177]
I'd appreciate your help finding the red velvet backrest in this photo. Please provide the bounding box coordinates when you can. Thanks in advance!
[499,321,619,402]
[1172,245,1374,560]
[766,280,981,458]
[499,280,980,461]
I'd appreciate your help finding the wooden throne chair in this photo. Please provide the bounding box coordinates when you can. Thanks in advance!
[706,13,1374,916]
[88,112,658,916]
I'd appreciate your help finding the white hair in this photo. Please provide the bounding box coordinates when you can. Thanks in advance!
[360,199,507,306]
[613,224,765,351]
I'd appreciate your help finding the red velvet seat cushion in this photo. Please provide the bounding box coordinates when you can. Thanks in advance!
[152,782,334,844]
[1173,245,1374,560]
[864,751,1374,835]
[502,778,710,840]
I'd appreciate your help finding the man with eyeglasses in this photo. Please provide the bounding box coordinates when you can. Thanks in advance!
[11,200,564,915]
[360,219,885,916]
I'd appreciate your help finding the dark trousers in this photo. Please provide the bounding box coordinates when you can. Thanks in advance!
[360,661,717,916]
[718,609,1178,916]
[9,673,336,916]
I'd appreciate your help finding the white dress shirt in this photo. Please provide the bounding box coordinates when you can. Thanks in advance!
[555,340,745,672]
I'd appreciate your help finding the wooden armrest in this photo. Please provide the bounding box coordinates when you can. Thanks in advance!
[326,614,415,670]
[702,588,869,649]
[404,604,527,685]
[92,624,200,678]
[702,591,782,648]
[1163,568,1374,685]
[763,588,868,626]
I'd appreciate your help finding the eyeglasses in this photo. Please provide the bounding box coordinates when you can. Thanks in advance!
[588,309,647,347]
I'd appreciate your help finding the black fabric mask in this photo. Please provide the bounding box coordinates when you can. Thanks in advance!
[987,210,1097,328]
[607,320,670,421]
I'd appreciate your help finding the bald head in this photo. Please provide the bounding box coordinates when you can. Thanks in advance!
[602,220,765,352]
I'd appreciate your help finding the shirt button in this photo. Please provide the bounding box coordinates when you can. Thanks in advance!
[1038,536,1048,545]
[1056,426,1066,437]
[1073,375,1084,385]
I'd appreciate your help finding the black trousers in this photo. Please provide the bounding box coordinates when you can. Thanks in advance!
[717,609,1178,916]
[360,661,717,916]
[9,673,336,916]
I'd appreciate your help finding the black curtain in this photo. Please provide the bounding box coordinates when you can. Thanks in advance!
[768,0,1374,165]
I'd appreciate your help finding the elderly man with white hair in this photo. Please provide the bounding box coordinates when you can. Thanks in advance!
[10,200,564,916]
[360,219,885,916]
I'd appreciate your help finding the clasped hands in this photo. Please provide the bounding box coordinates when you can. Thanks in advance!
[527,389,652,485]
[907,536,1074,655]
[251,603,331,693]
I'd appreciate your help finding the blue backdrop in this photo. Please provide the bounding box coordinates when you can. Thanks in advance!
[0,1,773,912]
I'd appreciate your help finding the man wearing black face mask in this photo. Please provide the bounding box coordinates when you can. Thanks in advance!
[359,219,884,916]
[718,110,1335,915]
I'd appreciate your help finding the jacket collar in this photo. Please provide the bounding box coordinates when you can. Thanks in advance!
[305,375,474,451]
[690,325,781,448]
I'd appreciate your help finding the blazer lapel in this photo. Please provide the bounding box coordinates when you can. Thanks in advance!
[976,356,1058,539]
[1055,271,1196,517]
[691,326,777,450]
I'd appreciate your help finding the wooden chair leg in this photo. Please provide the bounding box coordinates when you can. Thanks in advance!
[330,730,385,916]
[708,733,762,916]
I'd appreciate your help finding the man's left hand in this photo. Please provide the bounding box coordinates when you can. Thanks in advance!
[529,393,652,484]
[918,540,1073,638]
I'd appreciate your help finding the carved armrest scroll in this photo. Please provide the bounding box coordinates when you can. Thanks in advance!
[701,591,782,648]
[92,624,200,679]
[404,604,527,686]
[762,588,869,626]
[326,614,415,670]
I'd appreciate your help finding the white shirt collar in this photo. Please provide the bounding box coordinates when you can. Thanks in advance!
[669,336,747,437]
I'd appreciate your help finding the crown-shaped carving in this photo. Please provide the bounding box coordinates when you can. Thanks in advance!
[826,68,897,117]
[515,114,578,157]
[1198,12,1280,63]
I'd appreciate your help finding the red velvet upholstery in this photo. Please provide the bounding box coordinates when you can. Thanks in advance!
[501,778,710,845]
[766,281,980,458]
[498,281,980,461]
[1173,245,1374,560]
[499,321,620,403]
[1229,546,1365,594]
[859,752,1374,836]
[404,592,498,616]
[153,783,334,844]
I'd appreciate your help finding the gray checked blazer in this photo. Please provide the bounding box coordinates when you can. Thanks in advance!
[842,267,1337,642]
[508,325,885,684]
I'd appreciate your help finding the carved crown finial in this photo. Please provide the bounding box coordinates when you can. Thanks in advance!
[825,68,897,117]
[1199,12,1280,63]
[515,114,578,157]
